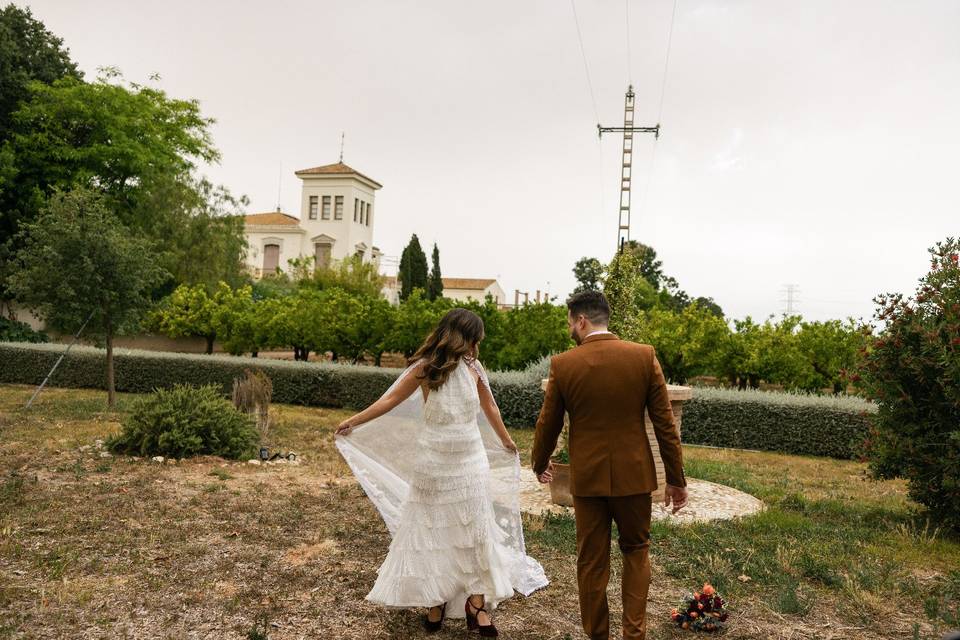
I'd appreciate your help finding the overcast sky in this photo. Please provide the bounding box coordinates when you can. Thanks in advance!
[19,0,960,323]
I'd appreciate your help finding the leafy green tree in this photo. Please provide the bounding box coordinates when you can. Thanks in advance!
[428,243,443,301]
[147,284,220,354]
[294,253,384,299]
[387,289,441,356]
[141,176,250,292]
[7,188,166,406]
[572,257,603,293]
[0,4,81,141]
[626,304,730,384]
[603,249,658,336]
[493,302,572,371]
[796,318,866,393]
[210,283,258,356]
[260,290,323,361]
[398,234,428,301]
[691,296,724,318]
[622,240,666,291]
[1,69,246,295]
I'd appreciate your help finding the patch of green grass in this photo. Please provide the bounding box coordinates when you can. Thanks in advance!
[524,512,577,555]
[209,468,234,481]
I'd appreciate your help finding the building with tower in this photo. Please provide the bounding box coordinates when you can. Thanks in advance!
[243,162,382,277]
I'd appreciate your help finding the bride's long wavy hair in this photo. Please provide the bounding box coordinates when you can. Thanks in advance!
[408,308,485,391]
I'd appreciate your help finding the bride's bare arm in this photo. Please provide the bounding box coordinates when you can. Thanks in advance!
[335,363,424,435]
[477,377,518,454]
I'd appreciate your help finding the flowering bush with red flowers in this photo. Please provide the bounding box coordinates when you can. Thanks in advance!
[671,583,728,632]
[853,237,960,532]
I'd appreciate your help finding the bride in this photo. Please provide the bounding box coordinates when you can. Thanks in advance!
[334,308,548,635]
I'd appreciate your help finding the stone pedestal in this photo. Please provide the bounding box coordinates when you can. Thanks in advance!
[540,379,692,503]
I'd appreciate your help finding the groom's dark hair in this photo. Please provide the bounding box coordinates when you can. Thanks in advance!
[567,290,610,326]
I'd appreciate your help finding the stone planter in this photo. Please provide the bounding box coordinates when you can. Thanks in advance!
[541,378,692,505]
[547,462,574,507]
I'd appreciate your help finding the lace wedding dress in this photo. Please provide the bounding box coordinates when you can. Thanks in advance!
[335,357,548,618]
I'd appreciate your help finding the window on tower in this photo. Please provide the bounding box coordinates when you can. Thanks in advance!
[322,196,331,220]
[334,196,344,220]
[354,198,359,222]
[366,203,372,226]
[309,196,318,220]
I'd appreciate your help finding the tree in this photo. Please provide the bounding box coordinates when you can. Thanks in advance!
[398,234,428,301]
[7,189,166,407]
[572,257,603,294]
[295,253,385,299]
[622,241,666,291]
[140,176,250,293]
[493,302,572,371]
[211,285,259,357]
[856,237,960,531]
[603,249,658,337]
[1,70,246,298]
[387,289,441,356]
[0,4,81,141]
[627,304,731,384]
[147,284,220,354]
[428,242,443,301]
[796,318,865,393]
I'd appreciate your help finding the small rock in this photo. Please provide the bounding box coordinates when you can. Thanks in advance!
[737,574,751,583]
[79,445,91,452]
[247,460,261,466]
[165,459,177,465]
[99,452,112,458]
[94,439,104,448]
[151,456,164,463]
[276,458,288,464]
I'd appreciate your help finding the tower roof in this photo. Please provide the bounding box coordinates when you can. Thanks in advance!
[294,162,382,189]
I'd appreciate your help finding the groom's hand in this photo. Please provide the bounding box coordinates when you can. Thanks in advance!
[537,461,555,484]
[664,484,689,514]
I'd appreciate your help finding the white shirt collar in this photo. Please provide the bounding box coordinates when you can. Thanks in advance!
[584,329,612,338]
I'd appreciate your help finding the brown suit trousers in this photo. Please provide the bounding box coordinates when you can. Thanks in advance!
[531,334,686,640]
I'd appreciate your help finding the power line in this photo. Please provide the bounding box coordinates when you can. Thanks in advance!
[569,0,600,124]
[636,0,680,223]
[656,0,679,123]
[625,0,633,83]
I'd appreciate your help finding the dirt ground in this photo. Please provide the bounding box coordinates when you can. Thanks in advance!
[1,384,955,639]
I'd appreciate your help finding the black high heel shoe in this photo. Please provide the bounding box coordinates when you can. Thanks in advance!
[423,602,447,633]
[465,596,498,637]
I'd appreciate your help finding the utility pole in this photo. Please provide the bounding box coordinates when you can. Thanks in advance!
[598,85,660,253]
[780,284,801,315]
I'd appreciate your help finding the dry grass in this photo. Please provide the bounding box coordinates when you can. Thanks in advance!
[0,383,957,639]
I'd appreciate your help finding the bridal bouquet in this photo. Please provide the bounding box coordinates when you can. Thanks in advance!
[671,583,728,632]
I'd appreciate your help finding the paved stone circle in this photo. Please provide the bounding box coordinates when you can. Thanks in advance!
[519,467,765,524]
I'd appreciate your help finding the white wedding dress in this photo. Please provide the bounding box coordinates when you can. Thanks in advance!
[335,357,548,618]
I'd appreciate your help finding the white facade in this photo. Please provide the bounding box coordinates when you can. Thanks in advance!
[243,162,382,277]
[381,277,507,308]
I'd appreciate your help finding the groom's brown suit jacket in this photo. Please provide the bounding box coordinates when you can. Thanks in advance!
[532,333,686,497]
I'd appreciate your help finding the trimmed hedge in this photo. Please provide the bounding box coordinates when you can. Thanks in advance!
[0,342,546,427]
[1,343,876,457]
[682,386,877,459]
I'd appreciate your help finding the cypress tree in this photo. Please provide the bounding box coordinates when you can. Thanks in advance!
[427,243,443,300]
[398,234,428,301]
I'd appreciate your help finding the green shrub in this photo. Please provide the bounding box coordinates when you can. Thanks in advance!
[855,238,960,531]
[682,386,876,459]
[0,343,878,459]
[108,384,259,459]
[0,317,48,343]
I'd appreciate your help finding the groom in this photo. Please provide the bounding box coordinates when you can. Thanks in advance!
[532,290,689,640]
